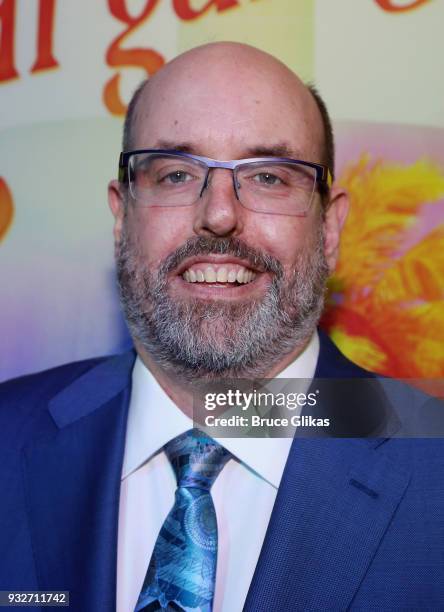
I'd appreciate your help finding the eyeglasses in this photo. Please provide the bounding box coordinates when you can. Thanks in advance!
[118,149,332,216]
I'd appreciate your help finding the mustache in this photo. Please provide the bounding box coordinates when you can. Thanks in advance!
[159,236,284,277]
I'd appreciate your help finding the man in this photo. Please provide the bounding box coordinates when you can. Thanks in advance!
[0,43,443,612]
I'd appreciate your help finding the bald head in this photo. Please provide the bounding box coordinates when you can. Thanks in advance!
[123,42,334,180]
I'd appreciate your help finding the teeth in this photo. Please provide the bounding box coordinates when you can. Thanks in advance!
[227,269,237,283]
[216,267,228,282]
[189,269,197,283]
[182,264,256,285]
[205,266,216,283]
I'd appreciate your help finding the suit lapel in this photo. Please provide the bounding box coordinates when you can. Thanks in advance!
[22,352,135,612]
[244,437,410,611]
[245,332,410,611]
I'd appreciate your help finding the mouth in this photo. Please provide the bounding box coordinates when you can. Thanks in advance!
[182,262,256,285]
[173,256,266,297]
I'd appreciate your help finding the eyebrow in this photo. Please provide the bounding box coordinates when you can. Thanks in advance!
[152,140,304,160]
[155,140,194,153]
[243,144,303,159]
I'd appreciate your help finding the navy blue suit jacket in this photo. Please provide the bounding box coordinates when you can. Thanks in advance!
[1,333,443,611]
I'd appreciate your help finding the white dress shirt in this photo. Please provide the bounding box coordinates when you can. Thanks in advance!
[117,331,319,612]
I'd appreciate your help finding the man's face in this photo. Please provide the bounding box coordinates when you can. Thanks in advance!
[109,45,347,379]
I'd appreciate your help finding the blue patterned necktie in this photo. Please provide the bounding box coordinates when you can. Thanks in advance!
[135,429,231,612]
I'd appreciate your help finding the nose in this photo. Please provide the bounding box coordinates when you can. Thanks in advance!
[193,168,244,237]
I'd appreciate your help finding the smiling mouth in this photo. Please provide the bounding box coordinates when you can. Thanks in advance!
[182,263,256,285]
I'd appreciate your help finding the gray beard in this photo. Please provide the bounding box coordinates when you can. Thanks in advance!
[116,227,329,381]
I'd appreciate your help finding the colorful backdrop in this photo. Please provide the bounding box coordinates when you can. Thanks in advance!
[1,0,443,388]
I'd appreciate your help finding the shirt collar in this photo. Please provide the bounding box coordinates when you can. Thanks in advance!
[122,331,319,488]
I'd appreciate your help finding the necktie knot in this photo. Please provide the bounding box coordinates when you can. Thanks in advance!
[164,428,231,491]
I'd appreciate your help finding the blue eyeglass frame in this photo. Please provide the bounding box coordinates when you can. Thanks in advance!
[118,149,333,197]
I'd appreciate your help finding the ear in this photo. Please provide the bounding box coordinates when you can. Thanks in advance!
[108,180,125,244]
[322,185,349,273]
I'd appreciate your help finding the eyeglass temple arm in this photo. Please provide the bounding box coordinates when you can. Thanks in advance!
[326,169,333,188]
[118,153,128,183]
[319,168,333,190]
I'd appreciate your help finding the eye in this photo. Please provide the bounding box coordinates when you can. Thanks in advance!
[161,170,194,184]
[252,172,283,186]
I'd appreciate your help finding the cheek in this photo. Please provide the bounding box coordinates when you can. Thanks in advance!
[127,207,194,265]
[247,214,319,271]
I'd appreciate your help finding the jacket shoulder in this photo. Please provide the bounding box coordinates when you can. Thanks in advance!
[0,356,113,447]
[316,329,376,378]
[0,357,109,404]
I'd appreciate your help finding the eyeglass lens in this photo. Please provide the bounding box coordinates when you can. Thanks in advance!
[128,153,317,215]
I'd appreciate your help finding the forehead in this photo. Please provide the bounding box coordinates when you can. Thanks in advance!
[131,52,323,161]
